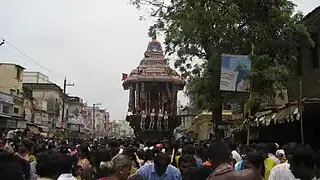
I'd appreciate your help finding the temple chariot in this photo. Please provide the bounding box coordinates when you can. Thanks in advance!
[122,41,185,141]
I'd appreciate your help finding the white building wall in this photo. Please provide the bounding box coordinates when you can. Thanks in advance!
[23,72,51,84]
[117,120,134,137]
[31,89,62,128]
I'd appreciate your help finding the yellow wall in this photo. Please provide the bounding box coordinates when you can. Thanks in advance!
[191,110,233,140]
[0,64,24,94]
[191,113,212,140]
[0,64,25,118]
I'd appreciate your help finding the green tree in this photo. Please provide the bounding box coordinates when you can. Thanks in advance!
[131,0,312,129]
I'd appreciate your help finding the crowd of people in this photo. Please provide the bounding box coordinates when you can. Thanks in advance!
[0,131,320,180]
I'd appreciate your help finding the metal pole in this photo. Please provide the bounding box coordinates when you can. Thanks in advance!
[61,77,66,128]
[61,77,74,129]
[299,77,304,144]
[93,104,95,130]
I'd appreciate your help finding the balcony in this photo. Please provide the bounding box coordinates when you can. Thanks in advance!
[9,89,24,103]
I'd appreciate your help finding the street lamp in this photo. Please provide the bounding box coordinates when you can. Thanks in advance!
[92,103,102,130]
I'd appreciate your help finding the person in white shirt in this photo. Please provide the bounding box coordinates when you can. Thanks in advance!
[269,142,298,180]
[232,150,242,162]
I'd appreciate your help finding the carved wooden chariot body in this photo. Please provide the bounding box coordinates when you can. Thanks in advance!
[122,41,185,140]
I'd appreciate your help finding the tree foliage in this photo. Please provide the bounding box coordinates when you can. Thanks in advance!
[131,0,312,111]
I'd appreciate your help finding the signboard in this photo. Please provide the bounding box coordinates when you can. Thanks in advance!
[24,108,32,122]
[6,119,16,129]
[34,113,42,125]
[222,102,244,121]
[220,54,251,92]
[17,121,27,129]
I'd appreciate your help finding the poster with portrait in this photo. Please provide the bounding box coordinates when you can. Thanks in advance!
[220,54,251,92]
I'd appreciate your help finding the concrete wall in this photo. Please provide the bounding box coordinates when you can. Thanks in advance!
[31,89,63,128]
[0,64,25,118]
[117,120,134,137]
[301,40,320,98]
[32,90,62,110]
[0,64,24,94]
[298,10,320,98]
[23,72,50,84]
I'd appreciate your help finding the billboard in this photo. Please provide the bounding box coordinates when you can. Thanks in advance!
[220,54,251,92]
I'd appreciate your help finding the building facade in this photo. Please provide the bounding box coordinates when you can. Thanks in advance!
[95,109,107,137]
[175,106,197,134]
[0,92,14,130]
[23,83,63,131]
[23,71,51,84]
[84,106,108,137]
[118,120,134,138]
[0,63,27,129]
[20,87,33,129]
[67,96,85,138]
[300,7,320,98]
[0,63,25,95]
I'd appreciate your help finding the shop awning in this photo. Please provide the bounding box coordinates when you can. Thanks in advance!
[27,125,40,134]
[39,126,49,132]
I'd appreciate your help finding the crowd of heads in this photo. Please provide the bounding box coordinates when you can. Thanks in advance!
[1,130,320,180]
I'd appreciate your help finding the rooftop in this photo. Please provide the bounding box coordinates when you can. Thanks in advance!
[0,63,25,70]
[23,83,63,93]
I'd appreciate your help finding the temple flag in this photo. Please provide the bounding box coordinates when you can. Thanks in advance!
[122,73,128,81]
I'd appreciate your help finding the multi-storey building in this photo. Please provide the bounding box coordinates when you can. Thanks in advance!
[176,106,197,132]
[84,106,108,137]
[0,91,14,130]
[0,63,27,129]
[67,96,85,138]
[23,83,63,131]
[117,120,134,138]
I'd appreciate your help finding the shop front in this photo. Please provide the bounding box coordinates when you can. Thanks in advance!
[0,116,17,130]
[0,92,15,133]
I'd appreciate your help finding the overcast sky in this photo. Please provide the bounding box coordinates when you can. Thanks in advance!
[0,0,318,120]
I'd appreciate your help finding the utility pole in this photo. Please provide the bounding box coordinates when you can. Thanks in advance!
[61,77,74,129]
[0,39,5,47]
[299,76,304,144]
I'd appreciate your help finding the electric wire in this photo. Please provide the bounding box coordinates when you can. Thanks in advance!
[0,38,74,84]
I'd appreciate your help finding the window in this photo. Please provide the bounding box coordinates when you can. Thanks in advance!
[14,107,19,114]
[10,89,15,95]
[311,32,319,69]
[16,68,21,80]
[2,105,9,114]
